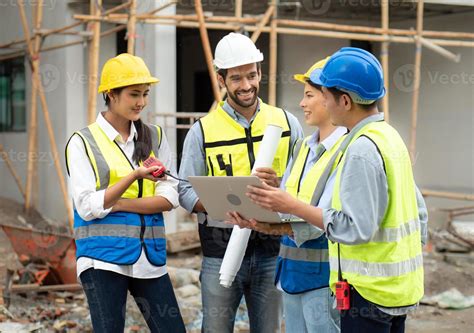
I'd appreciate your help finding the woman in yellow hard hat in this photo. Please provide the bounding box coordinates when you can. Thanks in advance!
[65,53,185,332]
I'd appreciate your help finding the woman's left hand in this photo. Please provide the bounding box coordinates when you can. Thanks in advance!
[247,181,299,214]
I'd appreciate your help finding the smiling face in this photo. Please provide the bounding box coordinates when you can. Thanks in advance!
[299,82,330,127]
[218,63,261,109]
[107,84,150,121]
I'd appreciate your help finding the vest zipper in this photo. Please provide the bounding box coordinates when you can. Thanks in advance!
[245,128,256,169]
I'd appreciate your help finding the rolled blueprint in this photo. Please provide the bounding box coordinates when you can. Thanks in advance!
[219,124,283,288]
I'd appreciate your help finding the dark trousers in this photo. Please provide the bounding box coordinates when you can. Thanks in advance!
[341,287,406,333]
[80,268,185,333]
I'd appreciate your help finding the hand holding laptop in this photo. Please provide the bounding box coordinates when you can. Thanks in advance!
[225,211,294,236]
[246,181,299,214]
[252,167,280,187]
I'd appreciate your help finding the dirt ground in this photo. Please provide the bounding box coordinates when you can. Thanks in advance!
[1,195,473,332]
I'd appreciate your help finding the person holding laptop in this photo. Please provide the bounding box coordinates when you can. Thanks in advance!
[178,32,303,332]
[228,48,428,333]
[228,57,346,332]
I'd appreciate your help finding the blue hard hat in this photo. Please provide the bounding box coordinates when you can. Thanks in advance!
[311,47,386,102]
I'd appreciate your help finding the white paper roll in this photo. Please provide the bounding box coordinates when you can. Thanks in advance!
[251,124,283,173]
[219,227,252,288]
[219,124,283,288]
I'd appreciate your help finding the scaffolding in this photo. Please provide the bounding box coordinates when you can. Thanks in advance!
[0,0,473,229]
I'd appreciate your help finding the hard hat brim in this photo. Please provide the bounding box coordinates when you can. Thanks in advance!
[98,77,159,93]
[293,74,308,84]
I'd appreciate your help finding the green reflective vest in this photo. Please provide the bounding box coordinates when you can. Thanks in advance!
[329,121,424,307]
[199,100,291,177]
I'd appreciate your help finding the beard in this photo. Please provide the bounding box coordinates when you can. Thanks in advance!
[226,86,259,108]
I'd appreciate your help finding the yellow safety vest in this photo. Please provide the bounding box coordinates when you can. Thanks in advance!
[329,121,424,307]
[285,135,344,203]
[199,100,291,177]
[66,122,162,198]
[66,122,167,266]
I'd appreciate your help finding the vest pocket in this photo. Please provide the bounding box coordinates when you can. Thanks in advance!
[208,153,235,176]
[87,236,128,249]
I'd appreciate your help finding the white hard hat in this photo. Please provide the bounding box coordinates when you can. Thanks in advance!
[213,33,264,69]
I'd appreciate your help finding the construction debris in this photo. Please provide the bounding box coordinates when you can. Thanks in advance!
[166,230,201,253]
[422,288,474,310]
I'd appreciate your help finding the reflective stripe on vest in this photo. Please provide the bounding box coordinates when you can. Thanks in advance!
[66,122,166,266]
[75,225,165,240]
[329,253,423,278]
[280,243,329,262]
[199,99,291,177]
[328,120,424,307]
[66,123,162,197]
[276,133,345,293]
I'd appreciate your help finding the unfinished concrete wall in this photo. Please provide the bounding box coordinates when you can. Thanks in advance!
[0,1,73,223]
[0,2,118,224]
[389,11,474,206]
[277,11,473,216]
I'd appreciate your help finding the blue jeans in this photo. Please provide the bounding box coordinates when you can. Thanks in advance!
[283,287,340,333]
[80,268,185,333]
[200,256,282,333]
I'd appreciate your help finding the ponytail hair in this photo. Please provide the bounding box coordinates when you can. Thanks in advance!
[133,119,152,164]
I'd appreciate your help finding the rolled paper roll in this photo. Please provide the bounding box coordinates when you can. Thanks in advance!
[219,124,283,288]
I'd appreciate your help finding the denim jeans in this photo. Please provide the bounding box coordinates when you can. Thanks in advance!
[80,268,185,333]
[340,287,406,333]
[200,255,282,333]
[283,287,340,333]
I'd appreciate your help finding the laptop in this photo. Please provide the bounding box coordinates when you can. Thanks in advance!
[188,176,304,224]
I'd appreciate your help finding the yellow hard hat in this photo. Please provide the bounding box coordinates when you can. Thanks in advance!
[98,53,159,93]
[293,56,330,84]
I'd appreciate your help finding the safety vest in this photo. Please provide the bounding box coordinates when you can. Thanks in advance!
[65,122,167,266]
[199,100,291,177]
[328,121,424,307]
[275,134,345,294]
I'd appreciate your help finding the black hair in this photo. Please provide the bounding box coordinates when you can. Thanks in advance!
[103,87,152,164]
[217,62,262,80]
[326,87,377,111]
[306,79,322,92]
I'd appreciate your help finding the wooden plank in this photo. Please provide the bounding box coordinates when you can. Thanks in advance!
[194,0,221,102]
[381,0,390,122]
[127,0,137,54]
[409,0,424,160]
[87,0,102,125]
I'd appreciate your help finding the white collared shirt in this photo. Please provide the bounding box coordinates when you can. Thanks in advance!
[67,112,178,279]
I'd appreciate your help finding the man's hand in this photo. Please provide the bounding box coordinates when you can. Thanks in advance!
[226,211,293,236]
[246,181,299,214]
[253,167,280,187]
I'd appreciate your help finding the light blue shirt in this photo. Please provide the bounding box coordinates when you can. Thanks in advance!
[280,127,347,246]
[178,99,304,227]
[321,113,428,247]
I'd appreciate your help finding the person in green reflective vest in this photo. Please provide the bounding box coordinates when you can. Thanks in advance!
[229,47,428,333]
